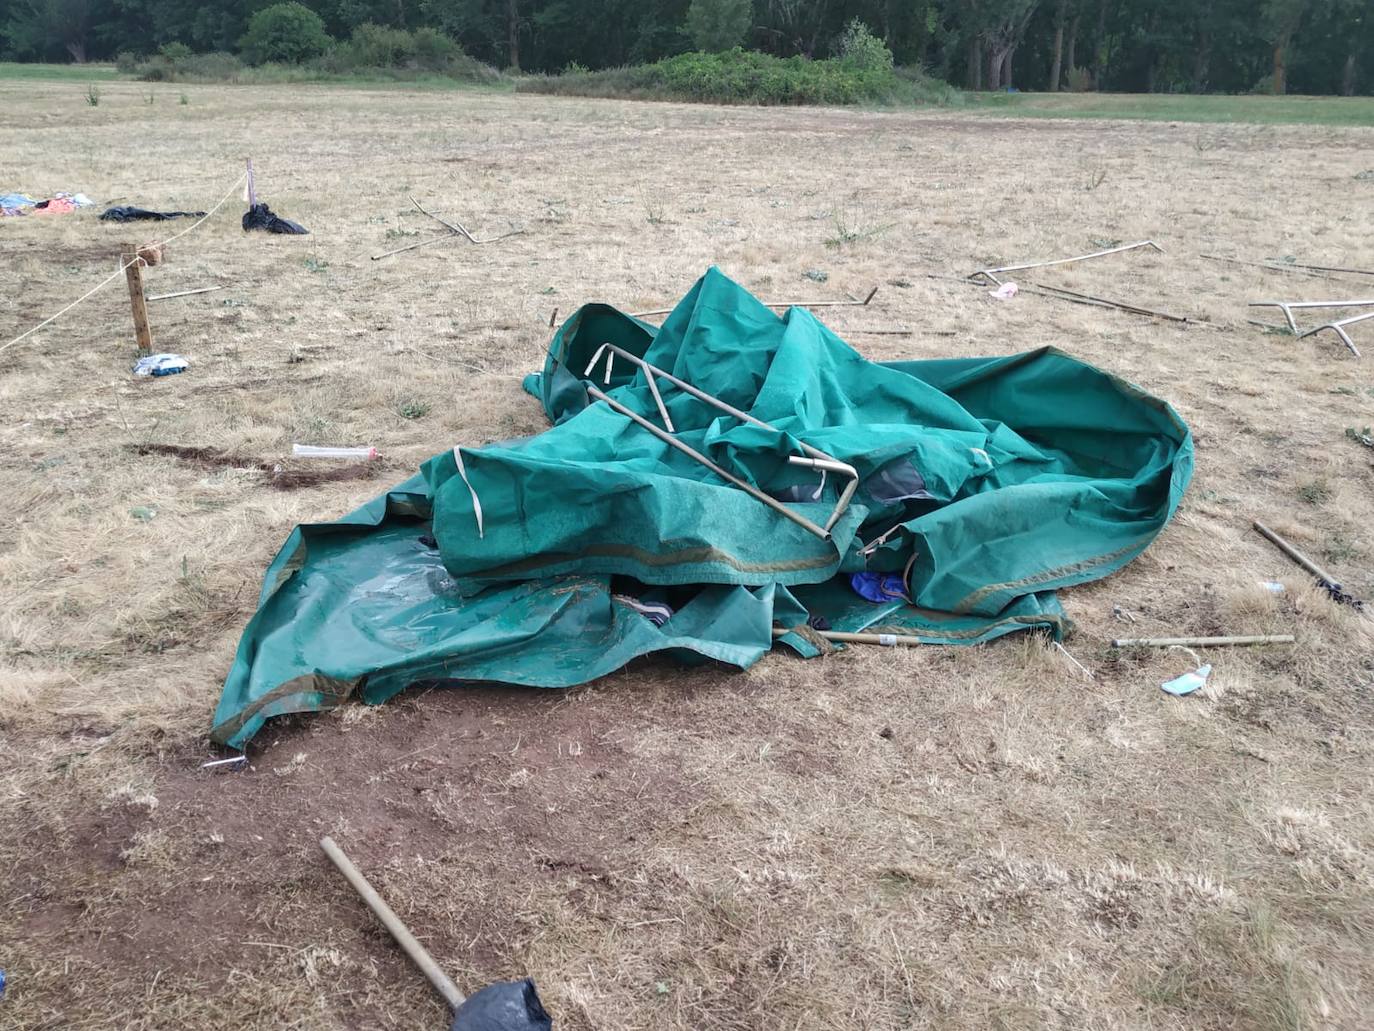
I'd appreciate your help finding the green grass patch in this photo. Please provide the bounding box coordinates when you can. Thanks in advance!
[0,62,122,82]
[970,90,1374,127]
[519,49,959,108]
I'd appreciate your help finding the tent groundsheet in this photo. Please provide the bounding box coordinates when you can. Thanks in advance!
[211,268,1192,748]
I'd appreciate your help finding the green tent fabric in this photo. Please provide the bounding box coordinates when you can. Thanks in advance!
[210,268,1192,748]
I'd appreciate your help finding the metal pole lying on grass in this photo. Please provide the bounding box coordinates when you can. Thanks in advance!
[1297,309,1371,357]
[772,627,928,646]
[1110,635,1295,648]
[1248,299,1374,335]
[320,836,465,1011]
[629,287,878,319]
[970,240,1163,285]
[1021,281,1206,324]
[146,285,225,302]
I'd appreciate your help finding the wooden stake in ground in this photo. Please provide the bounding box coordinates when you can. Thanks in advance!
[121,244,153,354]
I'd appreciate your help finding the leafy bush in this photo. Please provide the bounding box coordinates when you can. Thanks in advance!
[239,2,333,66]
[411,27,460,70]
[115,51,140,73]
[188,52,245,79]
[1064,66,1092,92]
[314,25,488,79]
[343,23,415,68]
[137,50,244,82]
[158,41,193,67]
[838,20,893,74]
[685,0,751,54]
[519,48,957,108]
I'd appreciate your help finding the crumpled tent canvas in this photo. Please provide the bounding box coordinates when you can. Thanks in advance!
[211,268,1192,748]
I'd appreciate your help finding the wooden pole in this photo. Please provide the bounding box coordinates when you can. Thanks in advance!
[1110,635,1294,648]
[1252,521,1340,587]
[320,837,465,1011]
[246,157,256,207]
[122,245,153,354]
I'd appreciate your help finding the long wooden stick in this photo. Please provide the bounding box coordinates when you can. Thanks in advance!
[320,837,465,1010]
[409,195,523,245]
[971,240,1162,284]
[370,197,523,261]
[1252,520,1340,587]
[1110,635,1294,648]
[370,232,458,261]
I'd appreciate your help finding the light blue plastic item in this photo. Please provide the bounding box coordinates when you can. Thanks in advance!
[1162,664,1211,696]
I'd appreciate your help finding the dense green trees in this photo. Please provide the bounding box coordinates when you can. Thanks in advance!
[2,0,1368,95]
[686,0,752,53]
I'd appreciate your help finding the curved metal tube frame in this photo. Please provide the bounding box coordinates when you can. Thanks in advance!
[583,342,859,539]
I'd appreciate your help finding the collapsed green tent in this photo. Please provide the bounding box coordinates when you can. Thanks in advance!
[211,268,1192,748]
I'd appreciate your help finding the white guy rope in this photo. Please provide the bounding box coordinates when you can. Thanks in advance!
[0,171,247,359]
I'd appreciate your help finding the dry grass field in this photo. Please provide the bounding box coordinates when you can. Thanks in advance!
[2,79,1373,1030]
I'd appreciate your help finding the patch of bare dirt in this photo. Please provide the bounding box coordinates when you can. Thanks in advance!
[6,685,701,1027]
[127,442,386,490]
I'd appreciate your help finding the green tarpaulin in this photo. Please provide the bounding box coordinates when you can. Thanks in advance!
[211,268,1192,748]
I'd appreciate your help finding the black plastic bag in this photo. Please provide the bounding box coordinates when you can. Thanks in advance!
[100,206,206,222]
[243,202,308,235]
[450,979,553,1031]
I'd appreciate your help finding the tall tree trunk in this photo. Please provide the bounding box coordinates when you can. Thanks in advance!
[1092,0,1108,90]
[1048,0,1067,92]
[1003,45,1016,88]
[1065,15,1079,82]
[1191,32,1211,92]
[988,47,1005,91]
[507,0,520,72]
[968,37,983,90]
[1272,39,1287,95]
[1342,53,1356,97]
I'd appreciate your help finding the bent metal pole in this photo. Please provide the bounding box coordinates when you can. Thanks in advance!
[970,240,1163,285]
[582,342,859,533]
[587,385,833,540]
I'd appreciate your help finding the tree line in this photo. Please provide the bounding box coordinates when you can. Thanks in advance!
[4,0,1370,95]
